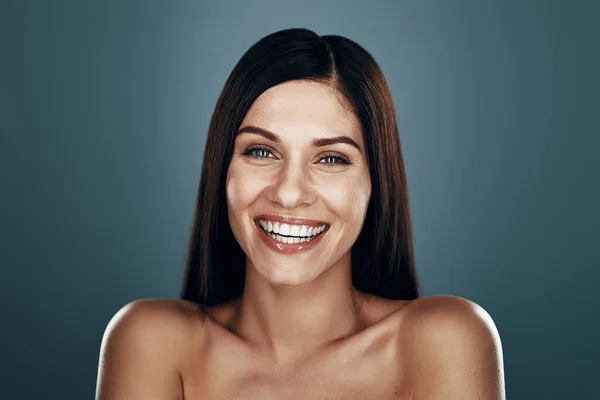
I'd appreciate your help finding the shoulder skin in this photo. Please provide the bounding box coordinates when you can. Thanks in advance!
[400,295,506,400]
[95,298,205,400]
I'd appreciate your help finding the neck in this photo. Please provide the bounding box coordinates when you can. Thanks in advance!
[230,252,368,365]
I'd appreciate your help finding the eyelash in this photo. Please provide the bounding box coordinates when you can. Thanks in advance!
[241,145,351,166]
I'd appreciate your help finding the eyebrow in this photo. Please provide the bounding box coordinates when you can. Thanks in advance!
[236,125,362,153]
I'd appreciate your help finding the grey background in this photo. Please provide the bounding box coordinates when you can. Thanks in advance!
[1,0,598,398]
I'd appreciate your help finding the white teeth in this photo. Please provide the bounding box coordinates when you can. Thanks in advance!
[268,232,316,243]
[290,225,300,236]
[299,225,307,236]
[258,219,327,238]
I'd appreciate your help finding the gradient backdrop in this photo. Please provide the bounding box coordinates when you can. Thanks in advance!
[2,0,598,399]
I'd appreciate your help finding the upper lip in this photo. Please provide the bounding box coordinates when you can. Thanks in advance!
[254,214,329,227]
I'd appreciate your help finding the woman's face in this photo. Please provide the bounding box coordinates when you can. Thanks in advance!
[226,80,371,287]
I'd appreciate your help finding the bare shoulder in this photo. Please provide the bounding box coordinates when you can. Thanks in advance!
[96,298,206,400]
[400,294,499,328]
[101,298,205,348]
[122,297,204,323]
[399,295,505,399]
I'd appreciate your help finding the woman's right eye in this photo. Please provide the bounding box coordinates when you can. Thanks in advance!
[241,146,274,159]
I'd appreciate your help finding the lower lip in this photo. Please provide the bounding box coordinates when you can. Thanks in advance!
[254,221,328,254]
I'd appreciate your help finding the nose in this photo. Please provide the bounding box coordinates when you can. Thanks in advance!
[268,160,316,209]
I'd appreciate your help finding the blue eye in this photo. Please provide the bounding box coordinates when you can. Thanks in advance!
[241,146,351,166]
[245,147,272,159]
[319,154,349,165]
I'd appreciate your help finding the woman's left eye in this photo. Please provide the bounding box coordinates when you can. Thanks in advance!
[319,154,350,165]
[241,146,350,166]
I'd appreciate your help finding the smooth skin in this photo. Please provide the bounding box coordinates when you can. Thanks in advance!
[96,81,505,399]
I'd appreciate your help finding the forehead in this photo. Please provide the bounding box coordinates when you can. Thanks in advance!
[240,80,362,143]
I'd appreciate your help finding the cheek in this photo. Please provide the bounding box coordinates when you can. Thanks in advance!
[226,164,262,211]
[326,173,371,222]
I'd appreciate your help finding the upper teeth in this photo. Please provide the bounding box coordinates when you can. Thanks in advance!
[258,219,327,237]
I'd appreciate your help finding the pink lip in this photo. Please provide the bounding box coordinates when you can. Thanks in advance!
[254,214,329,227]
[254,219,329,254]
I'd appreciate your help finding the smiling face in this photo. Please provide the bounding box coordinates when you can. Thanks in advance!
[226,80,372,287]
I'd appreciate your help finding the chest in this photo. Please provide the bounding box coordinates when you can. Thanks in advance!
[181,342,412,399]
[184,369,411,400]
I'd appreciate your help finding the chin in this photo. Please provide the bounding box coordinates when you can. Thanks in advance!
[255,264,317,288]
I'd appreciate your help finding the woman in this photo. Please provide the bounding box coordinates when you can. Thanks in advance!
[96,28,505,399]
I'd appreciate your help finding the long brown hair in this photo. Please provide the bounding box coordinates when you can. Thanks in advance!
[181,28,421,316]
